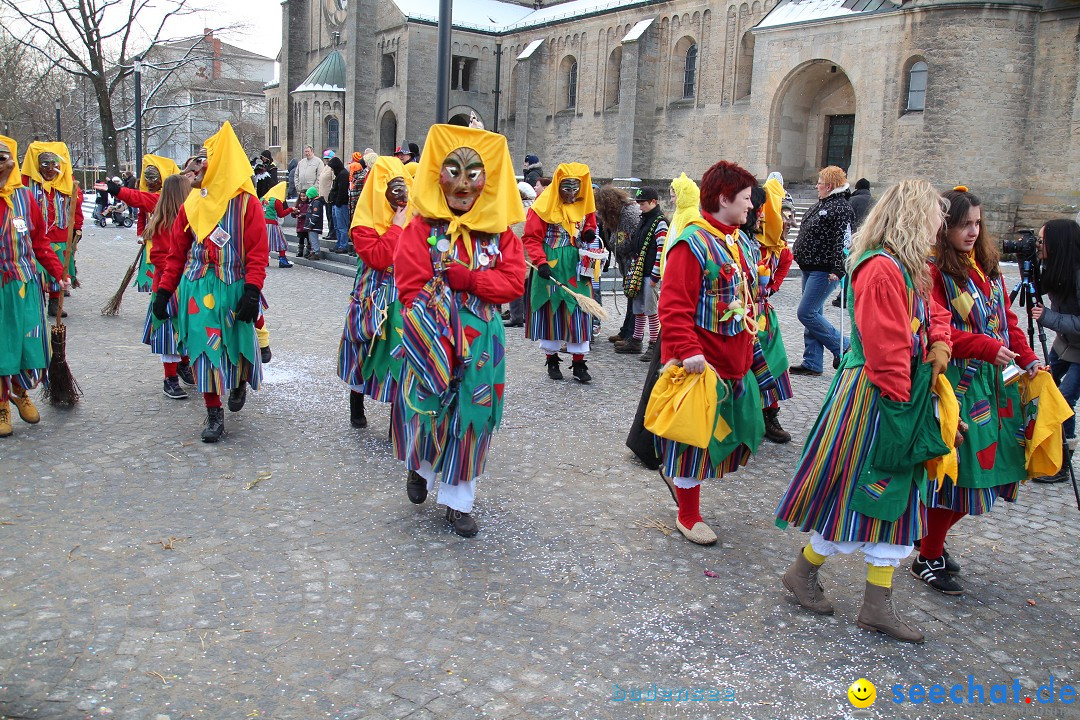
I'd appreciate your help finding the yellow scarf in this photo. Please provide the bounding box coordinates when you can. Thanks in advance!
[0,135,23,210]
[21,141,73,196]
[965,250,988,284]
[409,124,523,249]
[529,162,596,236]
[760,176,787,256]
[139,154,181,192]
[350,156,413,235]
[260,181,287,204]
[661,173,702,276]
[183,122,256,240]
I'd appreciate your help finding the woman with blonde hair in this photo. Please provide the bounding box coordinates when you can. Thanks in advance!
[141,173,193,399]
[776,179,953,643]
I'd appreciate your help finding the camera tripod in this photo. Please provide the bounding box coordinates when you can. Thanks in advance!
[1009,256,1051,363]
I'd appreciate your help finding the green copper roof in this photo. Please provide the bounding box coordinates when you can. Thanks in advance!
[294,50,345,93]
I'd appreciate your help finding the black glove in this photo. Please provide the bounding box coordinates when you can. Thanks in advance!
[151,289,171,320]
[536,264,553,280]
[581,228,596,245]
[235,283,261,323]
[106,180,122,197]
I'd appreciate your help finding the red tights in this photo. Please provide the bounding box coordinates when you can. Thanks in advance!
[675,484,702,528]
[920,507,965,559]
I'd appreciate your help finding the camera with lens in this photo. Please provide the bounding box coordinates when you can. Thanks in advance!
[1003,230,1039,261]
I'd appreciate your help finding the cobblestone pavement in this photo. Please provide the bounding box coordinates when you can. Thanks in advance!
[1,222,1078,720]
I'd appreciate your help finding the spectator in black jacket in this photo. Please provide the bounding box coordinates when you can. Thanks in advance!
[790,165,854,375]
[849,178,873,230]
[327,156,351,253]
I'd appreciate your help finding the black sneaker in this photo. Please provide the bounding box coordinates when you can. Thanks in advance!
[910,554,964,595]
[546,354,563,380]
[446,507,478,537]
[941,548,961,575]
[571,359,591,384]
[227,382,247,412]
[260,345,272,364]
[163,377,188,400]
[406,470,428,504]
[201,406,225,443]
[789,364,823,377]
[176,361,195,386]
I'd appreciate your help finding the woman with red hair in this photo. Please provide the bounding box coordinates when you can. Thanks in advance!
[657,160,765,545]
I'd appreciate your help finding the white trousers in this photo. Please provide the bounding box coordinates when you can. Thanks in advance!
[161,354,181,363]
[809,531,914,568]
[414,461,476,513]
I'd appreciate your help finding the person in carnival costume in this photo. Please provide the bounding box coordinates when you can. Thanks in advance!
[755,172,795,443]
[108,155,181,287]
[21,141,83,318]
[141,174,193,400]
[523,163,598,383]
[339,155,413,430]
[912,186,1040,594]
[657,161,765,546]
[775,179,954,644]
[392,124,526,538]
[261,180,294,269]
[0,136,69,437]
[154,122,269,443]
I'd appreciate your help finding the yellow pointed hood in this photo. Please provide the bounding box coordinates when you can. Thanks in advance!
[410,124,523,241]
[350,156,412,236]
[183,122,256,240]
[660,173,703,276]
[760,176,787,253]
[21,141,73,196]
[0,135,23,209]
[260,181,287,204]
[529,162,595,236]
[140,154,181,191]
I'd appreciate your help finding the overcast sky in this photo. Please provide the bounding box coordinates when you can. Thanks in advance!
[139,0,283,58]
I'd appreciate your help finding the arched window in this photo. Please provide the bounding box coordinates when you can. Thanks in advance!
[567,60,578,109]
[606,46,622,108]
[325,116,339,151]
[379,111,397,155]
[735,32,754,100]
[559,55,578,111]
[906,60,927,112]
[683,44,698,99]
[381,53,395,88]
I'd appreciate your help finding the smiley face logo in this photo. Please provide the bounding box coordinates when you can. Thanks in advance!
[848,678,876,709]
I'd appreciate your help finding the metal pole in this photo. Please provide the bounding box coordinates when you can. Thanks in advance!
[54,100,62,141]
[492,40,502,134]
[134,58,143,180]
[435,0,452,124]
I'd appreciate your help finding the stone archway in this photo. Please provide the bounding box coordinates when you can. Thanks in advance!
[448,105,483,128]
[767,60,856,182]
[379,110,397,155]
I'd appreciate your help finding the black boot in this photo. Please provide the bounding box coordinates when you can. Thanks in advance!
[297,237,306,258]
[571,358,591,384]
[47,297,67,318]
[201,406,225,443]
[1033,445,1072,483]
[260,345,272,364]
[546,354,563,380]
[227,382,247,412]
[406,470,428,504]
[763,407,791,444]
[176,360,195,386]
[350,390,368,428]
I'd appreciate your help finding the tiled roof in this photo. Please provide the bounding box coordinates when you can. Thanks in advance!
[294,50,346,93]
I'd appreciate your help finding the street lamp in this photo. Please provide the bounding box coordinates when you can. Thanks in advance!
[134,57,143,180]
[54,99,61,141]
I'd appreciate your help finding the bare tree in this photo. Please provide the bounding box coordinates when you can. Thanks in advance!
[0,0,202,171]
[0,31,78,149]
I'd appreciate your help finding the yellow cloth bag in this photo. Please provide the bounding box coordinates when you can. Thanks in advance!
[1021,369,1074,478]
[925,373,961,490]
[644,364,719,449]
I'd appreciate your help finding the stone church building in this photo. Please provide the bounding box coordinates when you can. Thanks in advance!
[266,0,1079,233]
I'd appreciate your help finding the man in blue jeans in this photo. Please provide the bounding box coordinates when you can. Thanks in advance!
[326,155,352,253]
[789,165,855,375]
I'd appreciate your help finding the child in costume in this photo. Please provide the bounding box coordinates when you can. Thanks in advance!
[614,186,666,358]
[304,187,324,258]
[154,122,269,443]
[338,155,412,430]
[914,186,1040,594]
[0,136,69,437]
[657,161,765,546]
[21,141,83,318]
[775,179,953,644]
[294,192,312,258]
[261,181,293,268]
[392,124,526,537]
[755,173,795,443]
[109,155,181,289]
[523,163,598,383]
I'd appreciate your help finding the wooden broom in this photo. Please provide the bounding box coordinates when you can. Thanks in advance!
[42,181,82,406]
[526,261,608,321]
[100,244,146,316]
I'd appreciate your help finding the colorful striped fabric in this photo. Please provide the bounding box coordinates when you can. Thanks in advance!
[26,180,72,231]
[938,269,1010,389]
[923,476,1018,516]
[141,294,181,356]
[763,371,793,407]
[182,195,249,285]
[677,228,761,338]
[266,222,287,253]
[0,189,41,284]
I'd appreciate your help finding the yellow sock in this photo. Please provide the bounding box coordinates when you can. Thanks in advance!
[803,545,828,567]
[867,564,894,588]
[255,324,270,349]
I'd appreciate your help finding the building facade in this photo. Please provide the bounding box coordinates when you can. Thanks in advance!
[267,0,1080,234]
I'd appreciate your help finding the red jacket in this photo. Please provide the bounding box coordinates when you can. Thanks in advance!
[116,187,159,236]
[395,217,525,308]
[23,177,83,245]
[351,223,403,271]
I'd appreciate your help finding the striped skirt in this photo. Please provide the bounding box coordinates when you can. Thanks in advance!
[392,402,494,487]
[266,222,287,253]
[141,294,181,356]
[923,478,1018,516]
[525,296,592,344]
[775,365,925,545]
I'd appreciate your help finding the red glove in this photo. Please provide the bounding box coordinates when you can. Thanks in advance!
[444,263,474,293]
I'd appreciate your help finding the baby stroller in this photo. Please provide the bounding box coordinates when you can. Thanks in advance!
[97,200,133,227]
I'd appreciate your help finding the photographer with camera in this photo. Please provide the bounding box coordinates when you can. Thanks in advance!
[1032,219,1080,483]
[916,187,1040,595]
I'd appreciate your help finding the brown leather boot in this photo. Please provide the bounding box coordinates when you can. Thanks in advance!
[0,400,12,437]
[781,551,834,615]
[614,337,642,354]
[856,582,925,643]
[10,387,40,424]
[763,407,791,444]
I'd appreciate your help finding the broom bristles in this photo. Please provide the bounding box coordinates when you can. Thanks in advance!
[100,258,140,316]
[43,326,82,406]
[526,261,609,321]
